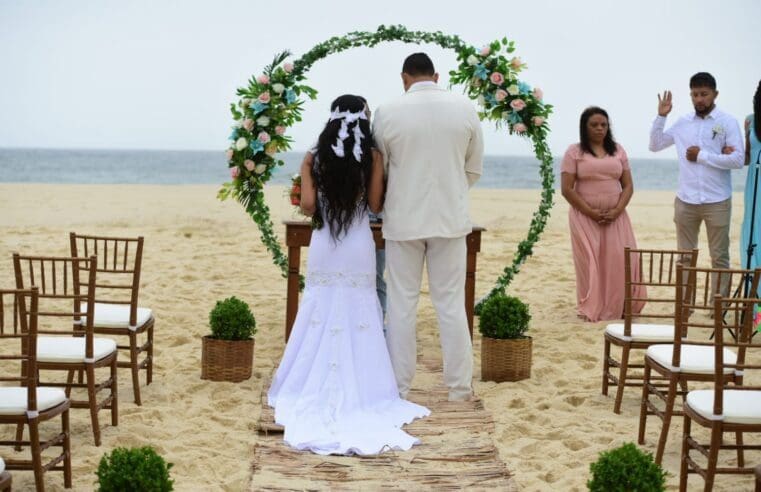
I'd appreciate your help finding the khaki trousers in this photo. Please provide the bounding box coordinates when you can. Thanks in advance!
[674,197,732,296]
[385,237,473,401]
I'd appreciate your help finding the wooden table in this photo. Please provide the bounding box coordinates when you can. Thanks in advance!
[283,220,485,341]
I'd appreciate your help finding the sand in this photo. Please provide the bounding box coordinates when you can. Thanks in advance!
[0,183,755,491]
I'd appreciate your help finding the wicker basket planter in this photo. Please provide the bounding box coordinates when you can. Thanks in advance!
[481,336,532,382]
[201,336,254,382]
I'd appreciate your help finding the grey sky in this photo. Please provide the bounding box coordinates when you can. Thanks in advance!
[0,0,758,158]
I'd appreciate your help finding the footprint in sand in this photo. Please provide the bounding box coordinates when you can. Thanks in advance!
[564,395,586,407]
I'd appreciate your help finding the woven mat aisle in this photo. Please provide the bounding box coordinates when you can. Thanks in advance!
[251,357,516,490]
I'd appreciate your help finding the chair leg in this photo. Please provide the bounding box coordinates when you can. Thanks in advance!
[655,377,679,465]
[14,423,24,452]
[613,345,630,414]
[679,413,692,492]
[147,323,154,385]
[736,431,745,468]
[638,361,652,444]
[65,370,75,398]
[29,419,44,492]
[111,355,119,426]
[129,331,142,406]
[704,423,722,492]
[602,338,611,396]
[86,363,101,446]
[62,408,72,489]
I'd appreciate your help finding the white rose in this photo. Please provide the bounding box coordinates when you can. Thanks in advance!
[272,83,285,94]
[254,163,267,174]
[235,137,248,151]
[256,116,270,127]
[507,84,519,96]
[467,55,479,66]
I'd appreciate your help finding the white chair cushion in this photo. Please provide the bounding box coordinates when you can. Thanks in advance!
[605,323,675,342]
[0,456,4,474]
[687,389,761,424]
[92,302,152,329]
[646,344,737,374]
[37,336,117,363]
[0,387,68,416]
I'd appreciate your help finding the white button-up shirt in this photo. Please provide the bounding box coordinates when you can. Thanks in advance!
[649,107,744,204]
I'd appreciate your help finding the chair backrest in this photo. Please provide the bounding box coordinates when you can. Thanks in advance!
[671,266,761,367]
[70,233,144,326]
[0,288,40,412]
[12,254,97,358]
[624,248,699,335]
[710,296,761,418]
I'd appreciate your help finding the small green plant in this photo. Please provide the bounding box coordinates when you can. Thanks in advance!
[588,442,667,492]
[478,294,530,339]
[209,296,256,341]
[96,446,174,492]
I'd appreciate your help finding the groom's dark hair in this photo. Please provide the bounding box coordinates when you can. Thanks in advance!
[689,72,717,90]
[402,53,435,76]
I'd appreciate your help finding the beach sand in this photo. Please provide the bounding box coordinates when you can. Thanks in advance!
[0,183,756,491]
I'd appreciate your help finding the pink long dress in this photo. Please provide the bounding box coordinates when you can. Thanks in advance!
[562,143,646,322]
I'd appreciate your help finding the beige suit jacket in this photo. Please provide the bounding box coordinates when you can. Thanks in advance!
[373,82,484,241]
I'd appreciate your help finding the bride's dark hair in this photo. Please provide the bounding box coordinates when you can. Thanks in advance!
[314,94,374,239]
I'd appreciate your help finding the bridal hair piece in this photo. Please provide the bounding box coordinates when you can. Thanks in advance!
[329,109,367,162]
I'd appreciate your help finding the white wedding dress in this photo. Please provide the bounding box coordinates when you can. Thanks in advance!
[267,206,430,455]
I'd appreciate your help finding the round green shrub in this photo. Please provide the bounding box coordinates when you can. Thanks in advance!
[96,446,174,492]
[209,296,256,341]
[478,294,530,339]
[588,442,667,492]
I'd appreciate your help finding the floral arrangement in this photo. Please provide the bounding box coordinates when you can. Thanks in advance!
[221,25,554,304]
[289,174,301,207]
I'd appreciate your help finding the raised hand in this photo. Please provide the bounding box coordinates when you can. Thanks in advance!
[657,90,673,117]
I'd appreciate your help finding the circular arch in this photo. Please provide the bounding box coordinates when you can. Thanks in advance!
[219,25,555,306]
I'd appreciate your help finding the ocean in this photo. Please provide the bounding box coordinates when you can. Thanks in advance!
[0,148,750,191]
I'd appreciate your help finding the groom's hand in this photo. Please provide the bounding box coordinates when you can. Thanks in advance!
[686,146,700,162]
[657,90,673,117]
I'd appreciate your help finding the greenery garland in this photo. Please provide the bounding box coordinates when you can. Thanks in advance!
[220,25,554,306]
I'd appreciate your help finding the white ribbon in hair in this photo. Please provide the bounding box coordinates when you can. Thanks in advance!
[329,109,367,162]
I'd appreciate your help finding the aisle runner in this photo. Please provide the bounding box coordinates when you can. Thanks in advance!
[251,357,516,490]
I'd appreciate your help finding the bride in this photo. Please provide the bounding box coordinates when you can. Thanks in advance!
[267,94,429,455]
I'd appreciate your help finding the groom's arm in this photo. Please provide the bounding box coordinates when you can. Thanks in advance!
[465,108,484,187]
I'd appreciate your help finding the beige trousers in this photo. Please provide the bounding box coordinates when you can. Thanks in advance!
[385,236,473,401]
[674,197,732,296]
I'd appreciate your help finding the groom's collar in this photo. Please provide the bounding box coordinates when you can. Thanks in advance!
[406,81,441,94]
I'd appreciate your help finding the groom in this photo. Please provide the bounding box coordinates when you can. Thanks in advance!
[373,53,484,401]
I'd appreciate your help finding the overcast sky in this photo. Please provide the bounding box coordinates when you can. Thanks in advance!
[0,0,758,158]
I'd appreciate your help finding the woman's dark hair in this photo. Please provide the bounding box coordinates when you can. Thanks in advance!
[753,79,761,142]
[314,94,373,239]
[579,106,617,157]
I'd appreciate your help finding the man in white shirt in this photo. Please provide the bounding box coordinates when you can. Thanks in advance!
[373,53,484,401]
[649,72,744,294]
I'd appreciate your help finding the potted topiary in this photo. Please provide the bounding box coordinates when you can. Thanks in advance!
[588,442,667,491]
[96,446,174,491]
[479,294,532,382]
[201,296,256,382]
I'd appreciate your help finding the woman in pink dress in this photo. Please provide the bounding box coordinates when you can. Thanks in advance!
[561,106,645,322]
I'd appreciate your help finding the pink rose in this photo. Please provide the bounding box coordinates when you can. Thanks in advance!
[242,118,255,131]
[257,131,270,144]
[244,159,255,171]
[283,62,294,73]
[533,87,544,101]
[225,149,234,161]
[231,166,240,179]
[480,46,490,56]
[275,125,286,136]
[510,57,522,69]
[258,92,270,104]
[495,89,508,102]
[532,116,545,126]
[490,72,504,85]
[510,99,527,111]
[257,74,270,85]
[513,123,528,134]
